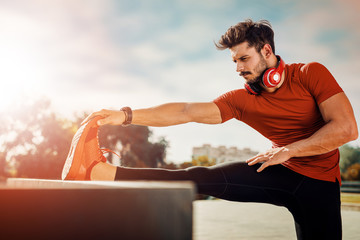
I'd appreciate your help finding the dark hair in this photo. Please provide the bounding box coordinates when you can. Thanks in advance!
[215,19,275,54]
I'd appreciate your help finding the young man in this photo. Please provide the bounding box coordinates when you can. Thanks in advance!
[64,19,358,239]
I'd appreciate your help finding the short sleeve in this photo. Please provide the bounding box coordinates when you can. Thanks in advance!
[213,89,246,123]
[300,62,343,104]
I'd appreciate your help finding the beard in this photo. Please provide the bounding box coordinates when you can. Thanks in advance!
[245,54,268,84]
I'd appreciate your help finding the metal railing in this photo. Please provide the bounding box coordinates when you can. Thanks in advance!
[341,181,360,193]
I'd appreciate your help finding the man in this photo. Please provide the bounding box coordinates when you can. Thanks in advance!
[64,19,358,239]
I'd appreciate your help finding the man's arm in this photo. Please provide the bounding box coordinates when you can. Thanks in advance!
[247,92,358,172]
[286,92,358,156]
[83,102,222,127]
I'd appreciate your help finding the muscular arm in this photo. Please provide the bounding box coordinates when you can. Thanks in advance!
[84,102,222,127]
[132,102,222,126]
[248,92,358,172]
[286,92,358,157]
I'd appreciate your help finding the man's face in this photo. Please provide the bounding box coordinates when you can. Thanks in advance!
[230,42,268,84]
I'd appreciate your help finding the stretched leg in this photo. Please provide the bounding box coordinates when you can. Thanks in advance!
[91,162,117,181]
[110,161,305,204]
[113,164,228,198]
[86,159,342,240]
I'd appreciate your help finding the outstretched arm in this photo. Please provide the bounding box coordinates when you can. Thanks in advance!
[83,102,222,127]
[247,92,358,172]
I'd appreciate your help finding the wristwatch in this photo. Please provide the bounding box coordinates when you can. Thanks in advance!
[120,107,132,126]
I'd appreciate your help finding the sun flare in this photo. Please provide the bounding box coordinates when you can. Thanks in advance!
[0,24,50,112]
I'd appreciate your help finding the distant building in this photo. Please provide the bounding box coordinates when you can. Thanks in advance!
[192,144,258,164]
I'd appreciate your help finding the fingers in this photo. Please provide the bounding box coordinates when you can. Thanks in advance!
[246,152,272,172]
[247,155,271,172]
[82,109,126,126]
[246,147,291,173]
[81,109,109,125]
[247,154,268,166]
[257,162,270,172]
[245,156,256,164]
[97,115,115,126]
[81,112,98,125]
[246,153,262,163]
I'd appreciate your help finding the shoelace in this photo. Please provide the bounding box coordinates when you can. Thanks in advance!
[100,148,121,159]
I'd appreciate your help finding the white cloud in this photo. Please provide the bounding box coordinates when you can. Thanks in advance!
[128,42,174,64]
[0,0,127,107]
[1,0,359,162]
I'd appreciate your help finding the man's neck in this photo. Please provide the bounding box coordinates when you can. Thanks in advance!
[262,55,285,93]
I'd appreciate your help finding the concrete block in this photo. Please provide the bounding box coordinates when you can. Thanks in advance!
[1,178,195,240]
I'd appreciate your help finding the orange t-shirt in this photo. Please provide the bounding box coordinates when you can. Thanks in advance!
[213,62,344,183]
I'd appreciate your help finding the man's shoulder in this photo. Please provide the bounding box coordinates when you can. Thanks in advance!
[300,62,327,73]
[287,61,327,74]
[219,88,247,99]
[214,88,249,107]
[286,62,329,81]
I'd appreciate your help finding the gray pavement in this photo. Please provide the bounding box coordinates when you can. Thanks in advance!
[193,200,360,240]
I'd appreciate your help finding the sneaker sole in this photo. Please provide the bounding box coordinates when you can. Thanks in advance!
[61,116,102,180]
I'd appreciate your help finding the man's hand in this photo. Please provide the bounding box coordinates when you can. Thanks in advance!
[81,109,126,126]
[246,147,293,172]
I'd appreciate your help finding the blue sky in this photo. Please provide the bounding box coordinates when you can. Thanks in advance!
[0,0,359,163]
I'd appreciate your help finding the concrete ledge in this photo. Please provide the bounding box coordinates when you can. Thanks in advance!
[1,178,195,240]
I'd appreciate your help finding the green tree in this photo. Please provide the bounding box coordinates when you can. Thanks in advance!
[0,98,74,179]
[98,124,168,168]
[192,155,216,167]
[178,155,216,169]
[0,98,169,179]
[342,163,360,181]
[0,152,7,181]
[340,144,360,173]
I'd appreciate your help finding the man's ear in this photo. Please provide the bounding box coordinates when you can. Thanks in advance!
[261,44,273,59]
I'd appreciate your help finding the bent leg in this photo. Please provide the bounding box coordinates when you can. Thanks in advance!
[289,177,342,240]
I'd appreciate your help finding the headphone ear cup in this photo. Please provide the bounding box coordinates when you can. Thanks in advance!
[244,82,261,95]
[262,68,281,88]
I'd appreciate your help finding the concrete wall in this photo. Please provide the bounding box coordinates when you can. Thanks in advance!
[1,178,195,240]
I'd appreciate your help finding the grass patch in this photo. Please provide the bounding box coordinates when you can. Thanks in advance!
[341,193,360,204]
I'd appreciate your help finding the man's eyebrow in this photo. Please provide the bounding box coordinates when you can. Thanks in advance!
[233,55,249,61]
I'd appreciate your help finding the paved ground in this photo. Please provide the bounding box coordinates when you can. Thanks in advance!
[193,200,360,240]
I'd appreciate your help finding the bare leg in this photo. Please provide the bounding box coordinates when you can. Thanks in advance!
[90,162,117,181]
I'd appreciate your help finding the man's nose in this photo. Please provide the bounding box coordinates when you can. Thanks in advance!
[236,62,244,72]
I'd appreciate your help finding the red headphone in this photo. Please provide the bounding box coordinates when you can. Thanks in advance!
[245,55,285,95]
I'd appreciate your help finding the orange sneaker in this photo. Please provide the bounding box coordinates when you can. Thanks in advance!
[62,116,106,180]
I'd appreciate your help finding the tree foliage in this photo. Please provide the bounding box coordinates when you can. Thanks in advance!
[0,99,74,179]
[98,124,168,168]
[192,155,216,167]
[340,144,360,172]
[340,144,360,181]
[177,155,216,169]
[342,163,360,181]
[0,98,168,180]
